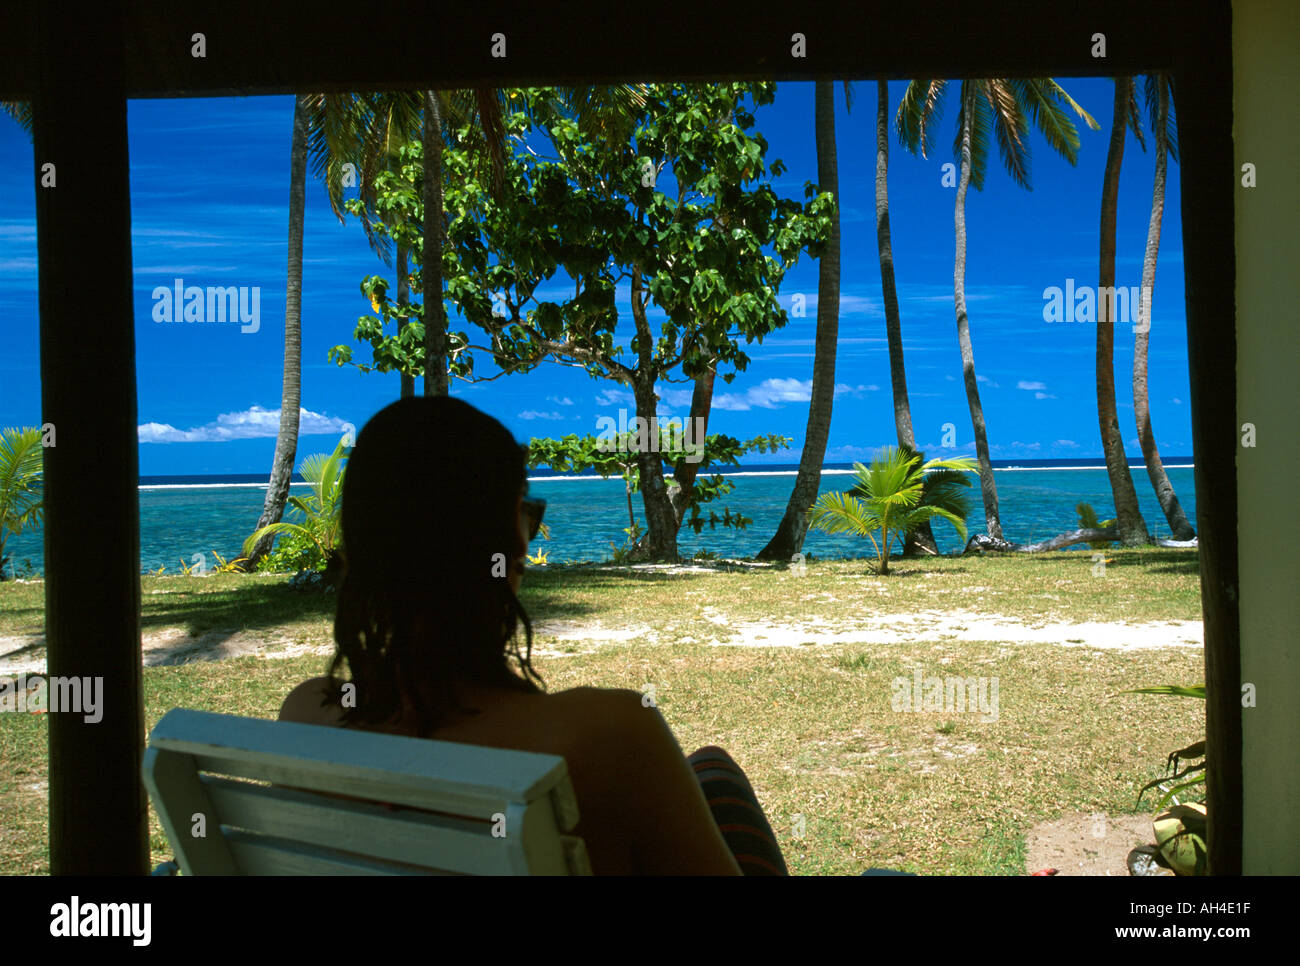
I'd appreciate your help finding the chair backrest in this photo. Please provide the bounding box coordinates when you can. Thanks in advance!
[142,708,591,875]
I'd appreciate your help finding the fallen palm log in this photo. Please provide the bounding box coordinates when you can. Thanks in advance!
[963,529,1198,554]
[963,528,1118,554]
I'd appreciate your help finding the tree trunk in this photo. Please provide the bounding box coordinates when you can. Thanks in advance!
[875,79,936,557]
[1134,76,1195,540]
[668,366,715,527]
[246,93,307,566]
[396,243,414,398]
[953,84,1002,541]
[629,270,679,561]
[423,91,450,396]
[1098,78,1150,547]
[757,79,840,561]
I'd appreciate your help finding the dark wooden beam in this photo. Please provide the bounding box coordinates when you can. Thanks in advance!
[34,0,149,874]
[2,0,1190,99]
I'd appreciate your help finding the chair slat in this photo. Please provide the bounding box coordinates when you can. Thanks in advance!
[222,829,460,875]
[202,776,520,875]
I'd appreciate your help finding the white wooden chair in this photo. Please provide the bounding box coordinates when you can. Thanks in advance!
[142,708,591,875]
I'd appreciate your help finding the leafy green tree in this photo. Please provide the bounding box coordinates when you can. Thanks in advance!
[809,446,976,575]
[439,82,833,560]
[0,426,44,581]
[328,87,649,396]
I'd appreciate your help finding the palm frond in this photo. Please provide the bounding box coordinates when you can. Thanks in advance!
[1012,77,1089,167]
[984,79,1031,190]
[896,79,945,158]
[1,101,33,140]
[1144,73,1179,163]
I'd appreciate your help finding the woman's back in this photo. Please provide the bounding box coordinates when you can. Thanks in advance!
[279,677,742,875]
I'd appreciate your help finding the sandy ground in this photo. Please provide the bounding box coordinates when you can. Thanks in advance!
[0,609,1201,676]
[1025,812,1172,876]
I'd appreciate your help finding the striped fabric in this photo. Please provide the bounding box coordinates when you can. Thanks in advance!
[687,745,789,875]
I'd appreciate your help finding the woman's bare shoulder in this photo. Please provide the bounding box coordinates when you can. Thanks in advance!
[548,685,648,725]
[279,676,341,725]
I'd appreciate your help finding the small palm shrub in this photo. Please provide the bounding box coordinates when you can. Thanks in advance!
[809,446,976,575]
[243,437,348,574]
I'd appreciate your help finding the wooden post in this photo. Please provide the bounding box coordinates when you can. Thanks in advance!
[34,1,149,874]
[1176,1,1242,875]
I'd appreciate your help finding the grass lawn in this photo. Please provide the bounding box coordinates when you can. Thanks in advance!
[0,547,1206,875]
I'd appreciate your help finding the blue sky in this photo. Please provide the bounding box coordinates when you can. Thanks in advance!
[0,78,1192,476]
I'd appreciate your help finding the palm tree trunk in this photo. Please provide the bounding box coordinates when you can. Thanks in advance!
[953,84,1002,541]
[423,91,450,396]
[396,243,414,398]
[876,79,936,557]
[1135,77,1195,540]
[757,79,840,561]
[246,93,307,566]
[1098,79,1149,547]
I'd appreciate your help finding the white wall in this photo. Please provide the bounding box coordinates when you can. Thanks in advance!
[1234,0,1300,874]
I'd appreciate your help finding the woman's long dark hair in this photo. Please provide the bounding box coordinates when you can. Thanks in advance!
[326,396,544,737]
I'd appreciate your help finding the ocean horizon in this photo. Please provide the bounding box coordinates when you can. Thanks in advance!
[3,459,1198,577]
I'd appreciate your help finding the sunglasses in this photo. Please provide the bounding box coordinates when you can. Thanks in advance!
[521,497,547,541]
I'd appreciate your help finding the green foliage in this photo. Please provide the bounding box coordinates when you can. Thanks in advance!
[1122,682,1207,810]
[1076,501,1117,549]
[527,428,791,540]
[443,83,833,386]
[0,426,44,581]
[242,437,350,573]
[810,447,977,575]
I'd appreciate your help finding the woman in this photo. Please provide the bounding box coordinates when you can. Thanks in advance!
[280,396,788,875]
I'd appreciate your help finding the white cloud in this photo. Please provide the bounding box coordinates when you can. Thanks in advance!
[977,374,1000,387]
[138,405,350,443]
[1034,391,1057,400]
[655,387,695,409]
[594,388,634,408]
[713,377,813,412]
[1171,397,1182,405]
[833,383,880,398]
[546,395,574,406]
[518,410,564,420]
[1055,439,1080,448]
[1017,380,1047,391]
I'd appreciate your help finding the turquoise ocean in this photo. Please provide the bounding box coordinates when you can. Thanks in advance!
[3,461,1196,576]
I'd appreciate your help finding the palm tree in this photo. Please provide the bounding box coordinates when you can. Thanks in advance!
[810,446,976,575]
[246,92,310,566]
[0,426,44,581]
[1134,73,1195,540]
[242,435,349,570]
[898,78,1099,542]
[757,79,841,561]
[1098,77,1150,546]
[871,79,937,557]
[853,441,974,549]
